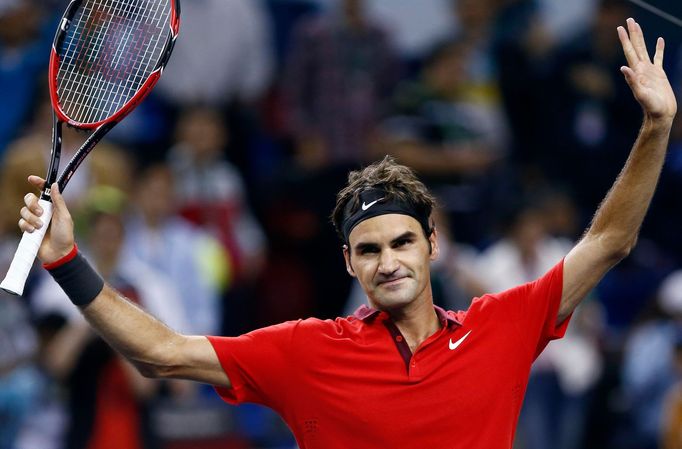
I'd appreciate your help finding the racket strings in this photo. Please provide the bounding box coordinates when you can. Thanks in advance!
[56,0,170,124]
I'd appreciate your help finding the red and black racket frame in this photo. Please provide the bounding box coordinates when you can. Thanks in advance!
[41,0,180,201]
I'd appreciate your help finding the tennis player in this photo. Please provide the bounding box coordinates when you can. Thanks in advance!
[16,19,676,448]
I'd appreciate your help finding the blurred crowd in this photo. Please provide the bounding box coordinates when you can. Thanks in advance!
[1,0,682,448]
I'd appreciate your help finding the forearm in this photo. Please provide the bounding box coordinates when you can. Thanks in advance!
[20,183,227,386]
[63,282,229,387]
[80,284,185,378]
[585,116,673,254]
[546,19,675,323]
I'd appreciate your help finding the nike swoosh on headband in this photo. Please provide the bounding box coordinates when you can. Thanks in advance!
[361,198,384,211]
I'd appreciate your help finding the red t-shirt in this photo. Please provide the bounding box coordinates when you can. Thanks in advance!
[208,260,569,449]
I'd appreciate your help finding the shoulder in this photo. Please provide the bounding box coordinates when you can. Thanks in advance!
[293,315,364,337]
[460,293,503,318]
[461,261,564,318]
[212,316,360,350]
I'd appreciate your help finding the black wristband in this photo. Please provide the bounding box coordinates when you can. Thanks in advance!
[46,252,105,307]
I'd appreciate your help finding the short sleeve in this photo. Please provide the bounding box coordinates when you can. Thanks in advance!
[207,320,301,409]
[494,259,568,359]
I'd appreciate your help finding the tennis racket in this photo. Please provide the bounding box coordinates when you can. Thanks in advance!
[1,0,180,296]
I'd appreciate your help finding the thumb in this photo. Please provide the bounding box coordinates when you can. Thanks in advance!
[38,183,74,263]
[27,175,46,190]
[50,183,69,217]
[620,66,635,85]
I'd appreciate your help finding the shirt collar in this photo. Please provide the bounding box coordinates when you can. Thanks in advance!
[352,304,461,328]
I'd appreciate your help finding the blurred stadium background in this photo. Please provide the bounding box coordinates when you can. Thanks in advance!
[1,0,682,448]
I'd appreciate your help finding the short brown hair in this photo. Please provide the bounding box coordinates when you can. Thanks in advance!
[331,156,437,241]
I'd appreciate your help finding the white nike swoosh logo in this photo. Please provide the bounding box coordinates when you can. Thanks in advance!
[449,330,472,351]
[361,199,382,211]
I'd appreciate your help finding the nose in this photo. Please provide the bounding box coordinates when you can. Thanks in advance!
[378,249,399,275]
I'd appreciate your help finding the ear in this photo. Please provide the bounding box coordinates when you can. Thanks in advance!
[343,245,356,277]
[429,227,440,262]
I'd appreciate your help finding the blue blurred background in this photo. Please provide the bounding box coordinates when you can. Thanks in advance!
[1,0,682,448]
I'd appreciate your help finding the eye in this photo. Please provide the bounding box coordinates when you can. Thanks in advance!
[360,246,379,255]
[355,244,380,255]
[394,238,413,248]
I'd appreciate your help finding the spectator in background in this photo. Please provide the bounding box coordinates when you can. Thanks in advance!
[492,0,557,171]
[350,0,455,61]
[475,199,573,291]
[623,270,682,449]
[662,328,682,449]
[122,163,226,335]
[427,208,488,311]
[475,198,602,449]
[649,101,682,259]
[544,0,641,211]
[167,107,267,334]
[156,0,273,108]
[491,0,603,183]
[0,0,52,159]
[273,0,401,321]
[381,38,507,175]
[283,0,399,170]
[168,107,267,287]
[535,0,597,46]
[29,188,189,449]
[448,0,501,84]
[0,94,136,319]
[0,96,134,229]
[0,221,41,449]
[31,187,189,332]
[379,37,508,243]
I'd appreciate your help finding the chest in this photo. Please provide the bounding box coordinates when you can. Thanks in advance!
[290,322,530,447]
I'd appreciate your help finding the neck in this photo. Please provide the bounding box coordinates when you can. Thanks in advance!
[388,297,441,353]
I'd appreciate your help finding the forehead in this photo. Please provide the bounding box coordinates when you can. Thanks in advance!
[348,214,423,245]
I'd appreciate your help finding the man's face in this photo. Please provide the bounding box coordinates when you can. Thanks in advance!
[344,214,438,311]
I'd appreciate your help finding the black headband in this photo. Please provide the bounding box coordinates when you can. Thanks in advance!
[341,188,432,244]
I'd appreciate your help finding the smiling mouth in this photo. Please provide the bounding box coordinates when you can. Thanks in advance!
[378,277,407,286]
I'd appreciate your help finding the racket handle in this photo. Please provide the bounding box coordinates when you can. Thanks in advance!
[1,199,54,296]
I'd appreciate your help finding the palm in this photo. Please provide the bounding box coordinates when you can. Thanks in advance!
[39,214,74,262]
[618,18,677,120]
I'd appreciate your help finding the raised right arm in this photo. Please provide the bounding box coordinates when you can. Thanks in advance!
[81,285,230,386]
[19,176,230,388]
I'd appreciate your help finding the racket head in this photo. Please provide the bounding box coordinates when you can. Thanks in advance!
[48,0,180,129]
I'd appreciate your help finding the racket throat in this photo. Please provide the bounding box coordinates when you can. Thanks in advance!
[42,114,63,202]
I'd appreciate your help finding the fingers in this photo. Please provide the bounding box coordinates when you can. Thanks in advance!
[619,18,659,67]
[620,66,635,86]
[628,18,650,62]
[19,211,41,233]
[653,37,665,67]
[19,193,44,233]
[19,181,65,234]
[618,24,637,66]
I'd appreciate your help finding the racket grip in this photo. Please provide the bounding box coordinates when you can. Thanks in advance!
[1,199,54,296]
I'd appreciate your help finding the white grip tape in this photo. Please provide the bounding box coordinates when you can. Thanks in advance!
[0,199,53,296]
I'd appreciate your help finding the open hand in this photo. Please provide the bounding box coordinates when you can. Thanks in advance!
[618,18,677,122]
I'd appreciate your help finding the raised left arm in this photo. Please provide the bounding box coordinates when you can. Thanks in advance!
[559,18,677,324]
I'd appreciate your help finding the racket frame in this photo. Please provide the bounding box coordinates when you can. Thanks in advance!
[47,0,180,193]
[1,0,180,296]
